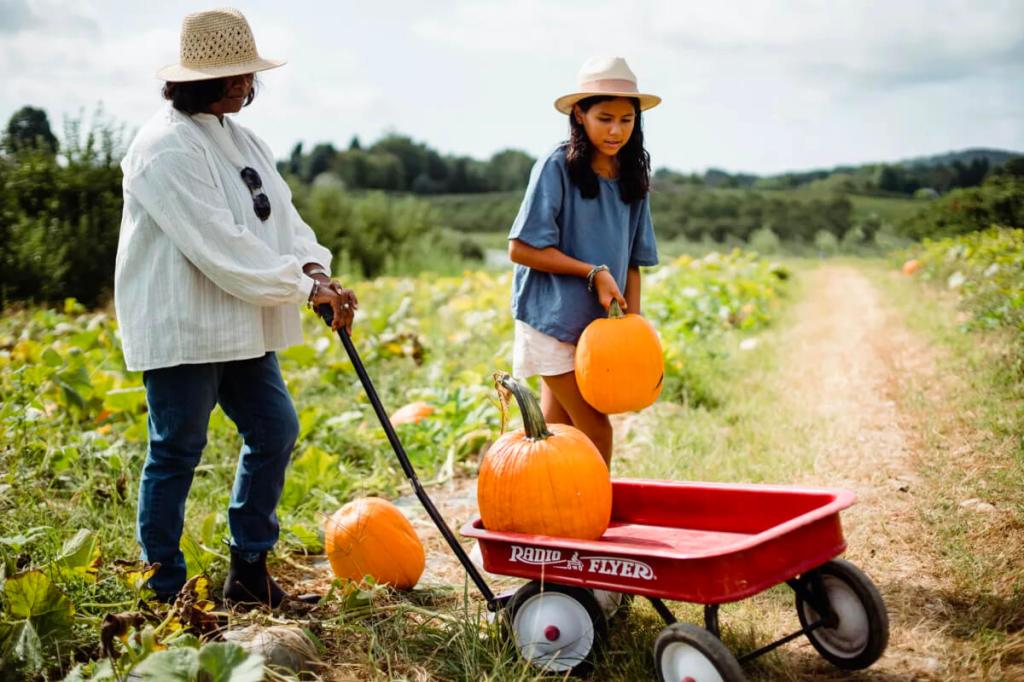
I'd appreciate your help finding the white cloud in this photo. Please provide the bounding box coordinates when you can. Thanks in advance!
[0,0,1021,174]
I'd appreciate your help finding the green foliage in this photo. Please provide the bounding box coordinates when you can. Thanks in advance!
[3,106,58,155]
[286,132,534,194]
[899,164,1024,240]
[0,109,126,307]
[903,226,1024,371]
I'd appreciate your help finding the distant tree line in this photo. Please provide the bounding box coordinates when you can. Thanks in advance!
[281,135,535,194]
[898,158,1024,239]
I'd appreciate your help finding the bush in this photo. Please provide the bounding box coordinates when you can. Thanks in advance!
[748,227,780,254]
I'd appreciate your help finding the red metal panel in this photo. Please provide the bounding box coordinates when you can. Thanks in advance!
[462,479,855,604]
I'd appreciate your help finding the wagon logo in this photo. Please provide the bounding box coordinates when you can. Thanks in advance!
[584,556,656,580]
[507,546,656,580]
[509,545,564,566]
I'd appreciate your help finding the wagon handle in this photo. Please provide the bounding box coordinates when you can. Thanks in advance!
[317,305,498,607]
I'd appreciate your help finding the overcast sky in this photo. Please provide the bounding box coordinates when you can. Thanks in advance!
[1,0,1021,174]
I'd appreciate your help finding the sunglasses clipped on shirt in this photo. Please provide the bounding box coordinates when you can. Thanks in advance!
[240,166,271,221]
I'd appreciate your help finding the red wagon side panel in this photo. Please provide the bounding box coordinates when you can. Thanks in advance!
[462,479,855,604]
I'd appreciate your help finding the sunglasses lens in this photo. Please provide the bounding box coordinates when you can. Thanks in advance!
[240,167,262,191]
[254,193,271,220]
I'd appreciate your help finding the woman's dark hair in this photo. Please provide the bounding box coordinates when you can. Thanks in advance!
[161,76,258,115]
[566,95,650,204]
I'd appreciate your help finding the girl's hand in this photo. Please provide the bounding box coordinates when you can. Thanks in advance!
[311,280,358,332]
[593,270,627,312]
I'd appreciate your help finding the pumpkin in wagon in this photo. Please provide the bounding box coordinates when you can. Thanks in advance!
[575,300,664,414]
[477,373,611,540]
[324,497,425,589]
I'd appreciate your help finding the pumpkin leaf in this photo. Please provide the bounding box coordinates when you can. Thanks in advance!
[103,387,147,413]
[197,642,264,682]
[132,647,200,680]
[41,348,63,367]
[0,620,44,674]
[3,570,74,638]
[0,526,50,551]
[56,529,101,580]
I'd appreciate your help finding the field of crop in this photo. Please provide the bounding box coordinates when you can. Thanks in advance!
[0,251,791,679]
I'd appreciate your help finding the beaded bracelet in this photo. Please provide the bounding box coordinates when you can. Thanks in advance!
[586,264,609,292]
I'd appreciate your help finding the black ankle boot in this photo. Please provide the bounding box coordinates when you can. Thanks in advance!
[223,548,286,608]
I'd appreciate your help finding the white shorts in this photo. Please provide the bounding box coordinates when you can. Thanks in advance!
[512,320,576,379]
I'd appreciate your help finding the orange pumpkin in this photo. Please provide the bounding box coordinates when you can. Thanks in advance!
[477,374,611,540]
[901,259,921,276]
[389,401,434,426]
[324,497,425,589]
[575,301,664,414]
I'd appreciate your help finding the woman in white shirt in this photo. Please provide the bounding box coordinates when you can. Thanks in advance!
[114,8,352,607]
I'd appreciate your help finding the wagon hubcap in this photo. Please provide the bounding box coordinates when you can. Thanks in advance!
[660,642,724,682]
[512,592,594,672]
[803,575,869,657]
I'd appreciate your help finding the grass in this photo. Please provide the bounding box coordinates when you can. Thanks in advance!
[862,263,1024,677]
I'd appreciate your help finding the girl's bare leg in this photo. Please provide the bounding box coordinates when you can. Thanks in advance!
[541,371,613,466]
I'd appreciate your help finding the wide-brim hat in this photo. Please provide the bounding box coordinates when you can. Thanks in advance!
[554,56,660,115]
[156,7,285,82]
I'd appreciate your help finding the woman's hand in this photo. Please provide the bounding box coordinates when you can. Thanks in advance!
[593,270,627,313]
[310,278,358,333]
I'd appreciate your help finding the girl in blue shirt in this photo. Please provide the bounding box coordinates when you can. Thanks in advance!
[508,57,660,465]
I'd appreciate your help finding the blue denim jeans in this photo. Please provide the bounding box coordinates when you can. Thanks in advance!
[138,352,298,597]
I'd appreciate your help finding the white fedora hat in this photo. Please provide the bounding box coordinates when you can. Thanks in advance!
[554,56,661,115]
[157,8,285,82]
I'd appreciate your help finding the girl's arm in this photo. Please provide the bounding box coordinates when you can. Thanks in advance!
[508,239,592,278]
[508,239,627,310]
[624,266,641,314]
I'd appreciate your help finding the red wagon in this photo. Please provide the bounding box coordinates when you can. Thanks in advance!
[320,309,889,681]
[462,479,889,679]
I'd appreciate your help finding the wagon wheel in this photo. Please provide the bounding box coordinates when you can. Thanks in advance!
[653,622,746,682]
[591,588,633,621]
[795,559,889,670]
[505,581,607,676]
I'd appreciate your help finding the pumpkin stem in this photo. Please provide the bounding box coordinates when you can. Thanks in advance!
[609,299,625,318]
[495,372,552,440]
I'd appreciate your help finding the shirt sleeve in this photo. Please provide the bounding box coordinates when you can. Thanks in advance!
[126,148,316,306]
[508,154,563,249]
[630,193,659,267]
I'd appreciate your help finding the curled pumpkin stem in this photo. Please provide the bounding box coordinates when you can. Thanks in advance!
[494,371,552,441]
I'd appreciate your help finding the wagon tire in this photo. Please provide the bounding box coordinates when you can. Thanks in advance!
[653,622,746,682]
[796,559,889,670]
[505,581,607,677]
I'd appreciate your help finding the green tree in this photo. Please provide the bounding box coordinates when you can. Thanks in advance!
[4,106,58,155]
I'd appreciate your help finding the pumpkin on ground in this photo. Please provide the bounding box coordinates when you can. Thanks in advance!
[575,300,664,414]
[389,401,434,426]
[901,259,922,276]
[477,373,611,540]
[324,497,425,589]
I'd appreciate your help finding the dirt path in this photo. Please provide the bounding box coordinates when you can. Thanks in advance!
[775,264,967,680]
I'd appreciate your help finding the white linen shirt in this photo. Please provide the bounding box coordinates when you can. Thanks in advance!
[114,104,332,372]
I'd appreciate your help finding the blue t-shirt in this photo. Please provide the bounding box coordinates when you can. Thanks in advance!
[509,145,659,343]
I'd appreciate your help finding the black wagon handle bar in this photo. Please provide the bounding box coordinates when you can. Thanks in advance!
[317,304,496,606]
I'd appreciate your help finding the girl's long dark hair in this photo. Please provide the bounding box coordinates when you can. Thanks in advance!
[566,95,650,204]
[161,76,258,115]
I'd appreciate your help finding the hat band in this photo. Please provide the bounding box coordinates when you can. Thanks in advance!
[577,78,639,94]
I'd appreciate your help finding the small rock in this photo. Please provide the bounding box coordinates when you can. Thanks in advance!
[959,498,996,513]
[223,624,319,674]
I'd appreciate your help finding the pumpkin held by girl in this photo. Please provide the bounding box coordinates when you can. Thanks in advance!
[575,299,664,414]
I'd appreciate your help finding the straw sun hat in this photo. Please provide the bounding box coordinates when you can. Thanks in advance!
[156,8,285,82]
[554,56,661,115]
